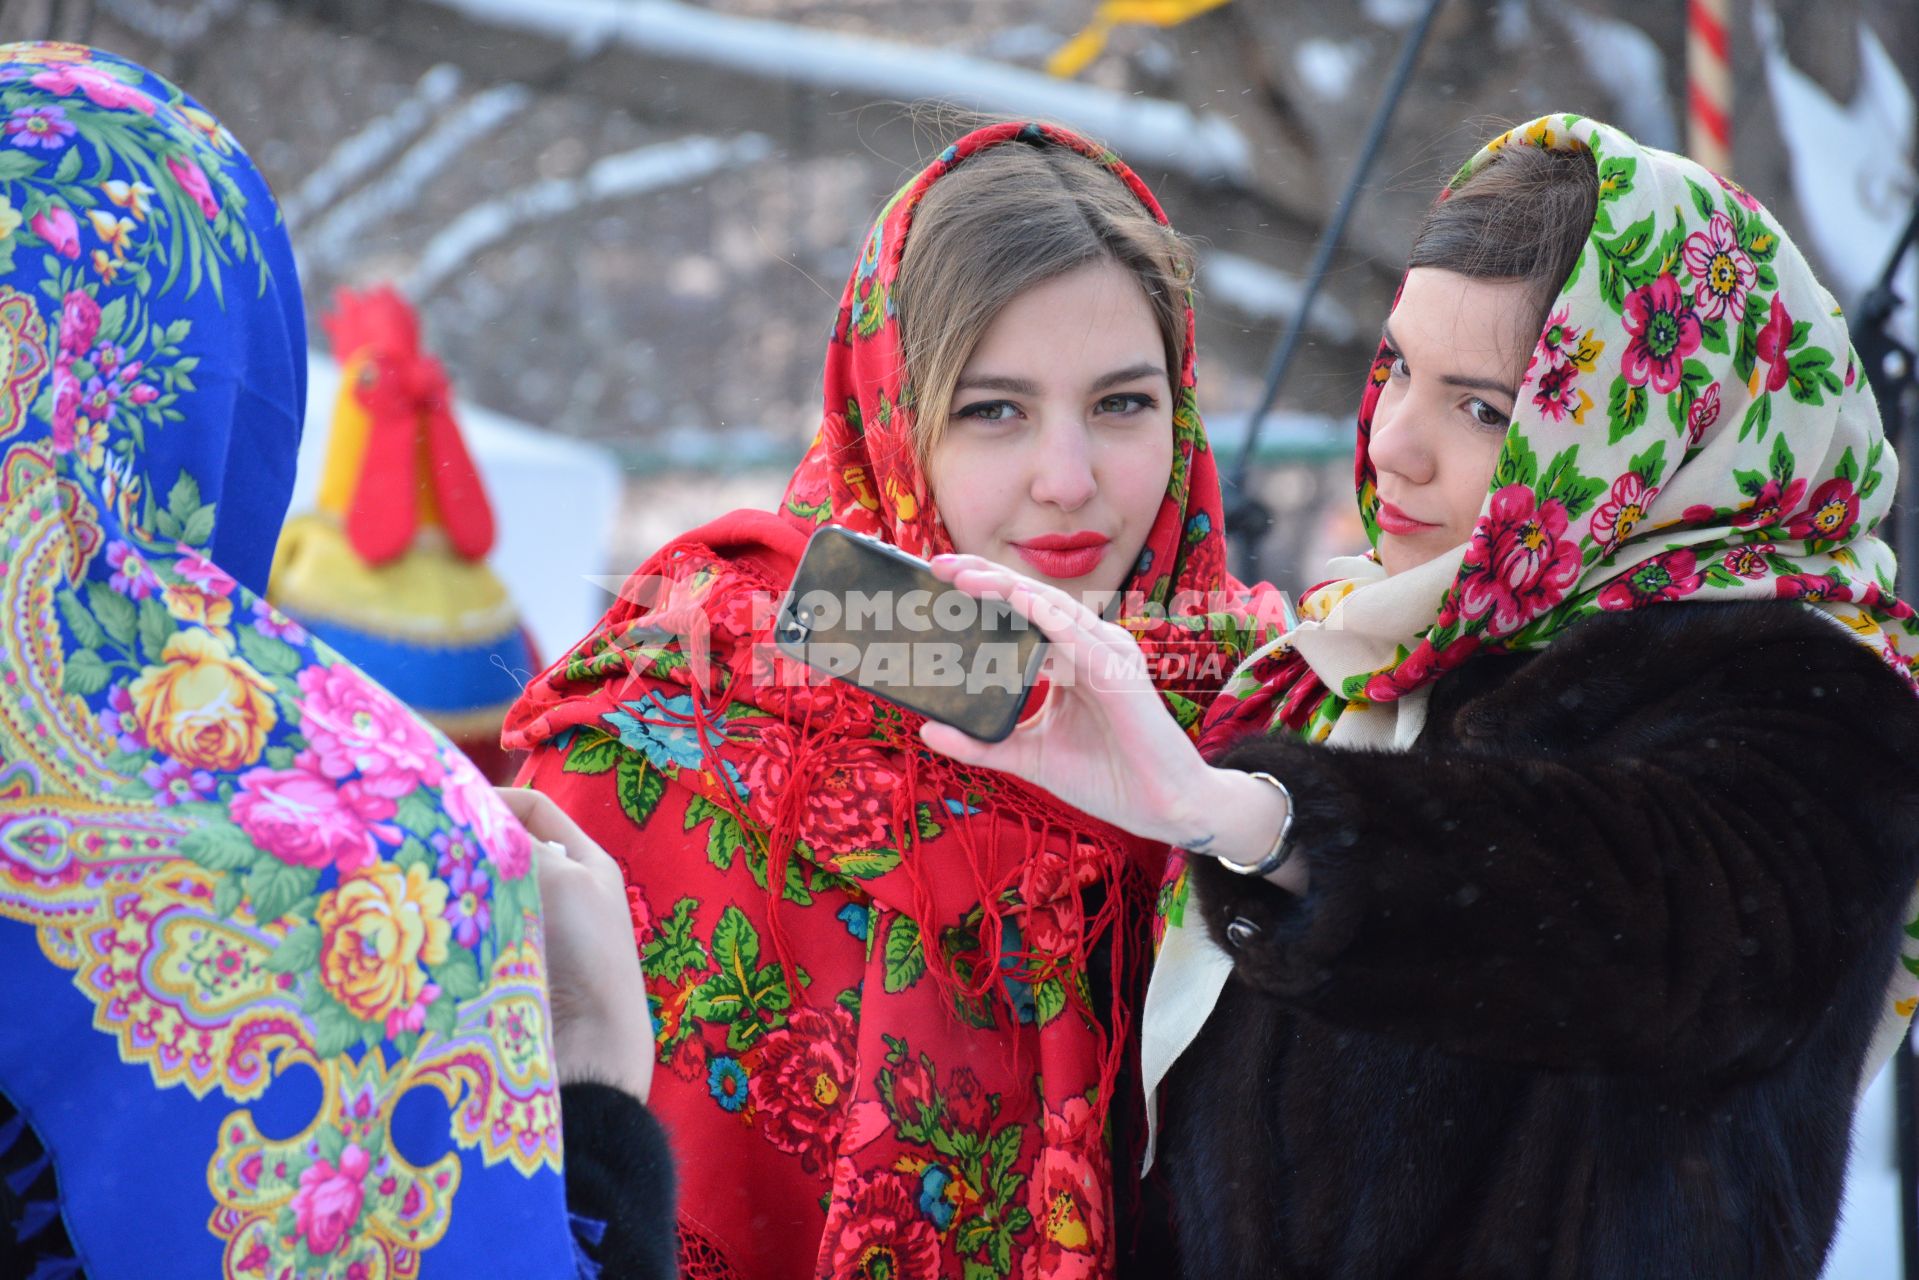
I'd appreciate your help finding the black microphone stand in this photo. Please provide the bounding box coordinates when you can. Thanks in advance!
[1856,192,1919,1280]
[1222,0,1448,582]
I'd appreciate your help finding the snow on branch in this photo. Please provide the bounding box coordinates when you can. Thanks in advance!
[1201,251,1357,342]
[284,64,465,231]
[301,81,533,270]
[404,132,775,298]
[418,0,1252,186]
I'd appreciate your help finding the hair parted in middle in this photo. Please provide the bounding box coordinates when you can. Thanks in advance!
[893,134,1197,459]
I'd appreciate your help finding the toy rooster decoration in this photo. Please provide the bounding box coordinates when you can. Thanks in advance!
[270,286,535,781]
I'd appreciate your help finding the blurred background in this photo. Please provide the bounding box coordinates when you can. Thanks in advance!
[6,0,1914,632]
[1,1,1914,1273]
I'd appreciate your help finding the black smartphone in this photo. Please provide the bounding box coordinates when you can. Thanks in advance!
[773,525,1048,743]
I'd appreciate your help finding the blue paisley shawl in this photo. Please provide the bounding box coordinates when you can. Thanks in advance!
[0,44,574,1278]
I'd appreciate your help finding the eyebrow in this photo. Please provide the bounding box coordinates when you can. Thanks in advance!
[1381,323,1518,403]
[953,362,1168,398]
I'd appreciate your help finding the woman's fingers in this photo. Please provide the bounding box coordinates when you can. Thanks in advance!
[933,554,1106,633]
[917,719,991,763]
[932,556,1143,692]
[496,786,621,883]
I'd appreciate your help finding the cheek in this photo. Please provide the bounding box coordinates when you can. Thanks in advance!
[925,440,996,554]
[1110,426,1175,527]
[1447,434,1507,530]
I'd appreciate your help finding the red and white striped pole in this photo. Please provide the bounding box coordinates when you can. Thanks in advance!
[1687,0,1734,175]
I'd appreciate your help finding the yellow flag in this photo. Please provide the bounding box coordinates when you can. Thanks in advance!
[1047,0,1234,78]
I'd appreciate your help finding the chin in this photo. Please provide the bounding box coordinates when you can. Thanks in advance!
[1377,536,1436,578]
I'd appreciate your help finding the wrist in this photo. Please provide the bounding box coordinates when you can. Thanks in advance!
[1169,767,1295,874]
[556,1010,655,1101]
[1158,763,1229,849]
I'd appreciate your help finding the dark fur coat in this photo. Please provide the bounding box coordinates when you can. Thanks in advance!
[1158,601,1919,1280]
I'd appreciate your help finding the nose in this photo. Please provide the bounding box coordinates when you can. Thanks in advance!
[1366,383,1434,487]
[1026,414,1098,512]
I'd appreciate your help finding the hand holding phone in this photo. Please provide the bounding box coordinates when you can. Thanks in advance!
[773,526,1048,742]
[914,552,1231,853]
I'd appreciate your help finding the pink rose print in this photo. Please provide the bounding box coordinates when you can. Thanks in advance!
[290,1142,370,1256]
[174,546,237,595]
[1591,473,1656,551]
[749,1004,856,1176]
[1532,363,1587,424]
[30,65,157,114]
[1361,631,1483,704]
[59,290,99,358]
[296,664,444,798]
[1775,572,1852,602]
[441,746,531,879]
[1021,1096,1109,1280]
[31,207,78,258]
[1732,477,1807,531]
[231,755,402,873]
[165,153,220,221]
[1784,477,1859,544]
[738,726,905,856]
[49,364,80,453]
[1722,543,1773,579]
[1716,173,1763,213]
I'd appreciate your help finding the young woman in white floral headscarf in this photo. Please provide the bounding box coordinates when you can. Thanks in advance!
[923,114,1919,1277]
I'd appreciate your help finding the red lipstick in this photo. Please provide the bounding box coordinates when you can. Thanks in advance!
[1376,502,1436,537]
[1012,531,1110,579]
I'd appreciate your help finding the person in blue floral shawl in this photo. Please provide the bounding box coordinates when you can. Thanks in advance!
[0,44,670,1279]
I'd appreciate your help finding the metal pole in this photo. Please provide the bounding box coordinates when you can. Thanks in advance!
[1223,0,1448,582]
[1856,190,1919,1280]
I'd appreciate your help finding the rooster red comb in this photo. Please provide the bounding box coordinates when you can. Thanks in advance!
[322,285,495,565]
[323,284,421,362]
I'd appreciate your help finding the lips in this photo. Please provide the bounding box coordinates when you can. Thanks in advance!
[1012,531,1111,579]
[1375,501,1437,537]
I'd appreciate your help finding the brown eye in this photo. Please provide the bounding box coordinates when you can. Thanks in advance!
[1467,398,1510,432]
[1096,393,1153,416]
[956,400,1017,422]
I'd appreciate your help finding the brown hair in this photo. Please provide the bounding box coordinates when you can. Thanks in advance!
[893,136,1196,458]
[1407,141,1600,339]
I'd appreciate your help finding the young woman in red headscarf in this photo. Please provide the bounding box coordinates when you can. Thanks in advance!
[503,122,1285,1280]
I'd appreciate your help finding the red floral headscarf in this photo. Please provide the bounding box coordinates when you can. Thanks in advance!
[506,121,1283,1280]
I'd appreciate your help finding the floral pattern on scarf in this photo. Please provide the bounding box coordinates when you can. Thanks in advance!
[1169,112,1919,1060]
[505,122,1286,1280]
[0,43,573,1279]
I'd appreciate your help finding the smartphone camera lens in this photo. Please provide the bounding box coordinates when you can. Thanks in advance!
[777,614,808,647]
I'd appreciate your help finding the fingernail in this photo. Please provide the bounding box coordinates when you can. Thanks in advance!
[1225,917,1261,949]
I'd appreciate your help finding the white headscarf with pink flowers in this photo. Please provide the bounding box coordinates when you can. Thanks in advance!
[1143,115,1919,1147]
